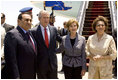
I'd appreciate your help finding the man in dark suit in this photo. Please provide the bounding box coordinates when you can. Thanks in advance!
[59,21,68,36]
[31,10,62,79]
[1,13,37,79]
[1,13,14,33]
[1,13,14,70]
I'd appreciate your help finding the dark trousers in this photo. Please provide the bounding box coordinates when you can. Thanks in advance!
[63,65,82,79]
[37,71,57,79]
[37,63,58,79]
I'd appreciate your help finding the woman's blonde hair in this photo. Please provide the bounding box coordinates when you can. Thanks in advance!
[66,19,79,31]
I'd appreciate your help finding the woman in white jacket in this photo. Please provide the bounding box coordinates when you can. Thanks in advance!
[86,16,117,79]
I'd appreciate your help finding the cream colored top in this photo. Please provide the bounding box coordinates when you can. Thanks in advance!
[86,33,117,67]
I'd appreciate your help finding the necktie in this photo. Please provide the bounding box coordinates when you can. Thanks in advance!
[26,32,36,52]
[44,28,49,48]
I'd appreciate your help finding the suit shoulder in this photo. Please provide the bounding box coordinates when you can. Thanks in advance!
[87,34,95,40]
[5,23,14,28]
[48,25,57,29]
[52,26,57,30]
[8,27,17,32]
[5,28,18,37]
[105,33,113,40]
[49,26,58,33]
[8,28,18,33]
[49,24,54,27]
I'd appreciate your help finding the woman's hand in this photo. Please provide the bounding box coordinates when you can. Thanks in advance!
[93,55,103,61]
[81,69,86,76]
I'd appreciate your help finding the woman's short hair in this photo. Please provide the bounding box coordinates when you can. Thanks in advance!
[92,16,108,32]
[66,19,79,31]
[1,13,5,18]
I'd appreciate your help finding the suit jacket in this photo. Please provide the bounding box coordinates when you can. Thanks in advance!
[3,23,14,32]
[59,28,68,36]
[57,33,86,70]
[31,25,62,74]
[2,26,37,79]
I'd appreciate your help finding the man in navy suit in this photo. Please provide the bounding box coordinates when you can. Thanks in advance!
[31,10,62,79]
[1,13,37,79]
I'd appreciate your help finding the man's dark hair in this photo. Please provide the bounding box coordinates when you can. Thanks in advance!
[1,13,5,18]
[18,13,32,20]
[18,13,23,20]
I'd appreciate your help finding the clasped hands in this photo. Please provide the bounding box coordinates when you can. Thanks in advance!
[92,55,104,61]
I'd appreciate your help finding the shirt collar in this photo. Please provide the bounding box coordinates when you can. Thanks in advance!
[1,23,5,27]
[40,24,48,30]
[95,32,108,40]
[18,26,27,34]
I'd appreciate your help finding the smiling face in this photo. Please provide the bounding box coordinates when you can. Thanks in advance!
[69,22,78,34]
[18,14,32,31]
[96,21,106,35]
[92,16,108,33]
[39,11,50,28]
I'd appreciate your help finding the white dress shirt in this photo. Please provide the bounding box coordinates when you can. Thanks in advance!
[40,24,50,43]
[1,23,5,27]
[1,26,6,58]
[19,26,35,45]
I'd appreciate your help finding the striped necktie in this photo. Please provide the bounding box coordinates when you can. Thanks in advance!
[26,32,36,52]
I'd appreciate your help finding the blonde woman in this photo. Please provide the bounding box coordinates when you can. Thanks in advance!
[86,16,117,79]
[57,19,86,79]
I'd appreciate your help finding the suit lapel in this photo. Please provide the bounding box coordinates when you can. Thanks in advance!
[48,25,52,48]
[17,26,26,37]
[29,31,37,54]
[17,26,37,55]
[73,34,80,48]
[66,33,80,49]
[37,25,47,48]
[66,34,73,49]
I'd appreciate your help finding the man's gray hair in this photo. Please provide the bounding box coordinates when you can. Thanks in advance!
[38,10,50,18]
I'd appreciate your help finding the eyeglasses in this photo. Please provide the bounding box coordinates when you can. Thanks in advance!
[96,24,105,27]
